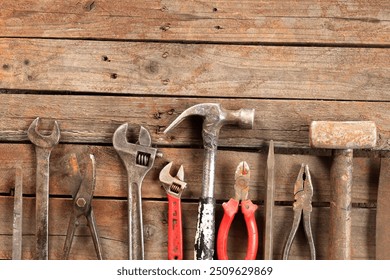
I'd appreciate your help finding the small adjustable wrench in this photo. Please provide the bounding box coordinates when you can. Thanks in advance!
[27,117,60,260]
[113,123,162,260]
[159,162,187,260]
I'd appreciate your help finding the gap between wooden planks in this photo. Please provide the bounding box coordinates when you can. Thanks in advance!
[0,197,376,260]
[0,94,389,149]
[0,0,389,45]
[0,144,380,203]
[0,39,389,100]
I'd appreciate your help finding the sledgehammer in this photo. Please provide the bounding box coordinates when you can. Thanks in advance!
[309,121,377,260]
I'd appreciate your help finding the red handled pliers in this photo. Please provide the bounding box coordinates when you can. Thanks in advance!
[159,162,187,260]
[217,161,258,260]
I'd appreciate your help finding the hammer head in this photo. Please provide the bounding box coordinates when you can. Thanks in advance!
[164,103,254,147]
[310,121,377,149]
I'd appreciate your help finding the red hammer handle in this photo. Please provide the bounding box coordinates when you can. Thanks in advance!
[167,193,183,260]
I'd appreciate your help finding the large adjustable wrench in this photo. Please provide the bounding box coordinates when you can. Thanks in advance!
[27,117,60,260]
[159,162,187,260]
[113,123,162,260]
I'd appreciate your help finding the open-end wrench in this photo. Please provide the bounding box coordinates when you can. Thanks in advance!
[113,123,162,260]
[27,117,60,260]
[159,162,187,260]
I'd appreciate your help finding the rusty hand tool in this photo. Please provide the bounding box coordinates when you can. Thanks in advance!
[159,162,187,260]
[217,161,258,260]
[264,140,275,260]
[27,117,60,260]
[282,164,315,260]
[113,123,162,260]
[63,154,103,260]
[12,167,23,260]
[310,121,377,260]
[164,103,254,260]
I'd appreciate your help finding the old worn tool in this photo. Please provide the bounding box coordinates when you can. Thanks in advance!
[310,121,377,260]
[376,158,390,259]
[282,164,315,260]
[113,123,162,260]
[217,161,258,260]
[159,162,187,260]
[12,167,23,260]
[63,154,103,260]
[28,117,60,260]
[164,103,254,260]
[264,140,275,260]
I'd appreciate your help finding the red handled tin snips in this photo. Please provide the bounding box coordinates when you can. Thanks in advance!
[159,162,187,260]
[217,161,258,260]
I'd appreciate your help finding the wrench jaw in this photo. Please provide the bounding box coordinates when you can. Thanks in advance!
[113,123,159,169]
[159,162,187,198]
[27,117,60,148]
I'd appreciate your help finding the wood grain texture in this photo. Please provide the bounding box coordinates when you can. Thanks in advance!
[0,144,380,203]
[0,94,389,149]
[0,39,389,100]
[376,158,390,259]
[0,197,375,260]
[0,0,389,45]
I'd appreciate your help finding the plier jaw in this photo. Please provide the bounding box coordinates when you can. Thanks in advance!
[234,161,250,201]
[217,161,258,260]
[293,164,314,212]
[63,154,103,260]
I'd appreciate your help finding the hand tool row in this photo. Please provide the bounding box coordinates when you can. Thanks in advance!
[4,102,378,260]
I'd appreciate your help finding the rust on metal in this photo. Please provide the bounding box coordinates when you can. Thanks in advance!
[309,121,377,149]
[329,149,353,260]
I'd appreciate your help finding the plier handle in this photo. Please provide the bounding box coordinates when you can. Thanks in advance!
[282,164,316,260]
[217,161,258,260]
[63,154,103,260]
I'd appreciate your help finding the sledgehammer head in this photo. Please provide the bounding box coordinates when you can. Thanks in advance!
[309,121,377,149]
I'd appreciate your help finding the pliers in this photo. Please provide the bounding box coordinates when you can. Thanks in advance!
[63,154,103,260]
[282,164,316,260]
[217,161,258,260]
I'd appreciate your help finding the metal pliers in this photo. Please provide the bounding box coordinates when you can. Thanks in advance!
[217,161,258,260]
[282,164,316,260]
[63,154,103,260]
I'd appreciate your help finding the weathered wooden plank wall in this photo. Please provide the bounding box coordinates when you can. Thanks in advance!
[0,0,388,260]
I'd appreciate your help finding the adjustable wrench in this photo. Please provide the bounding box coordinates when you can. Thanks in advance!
[113,123,162,260]
[159,162,187,260]
[27,117,60,260]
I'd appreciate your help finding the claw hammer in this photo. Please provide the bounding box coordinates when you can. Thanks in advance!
[164,103,254,259]
[310,121,377,259]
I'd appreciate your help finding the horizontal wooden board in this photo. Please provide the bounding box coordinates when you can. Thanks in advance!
[0,197,375,260]
[0,39,389,100]
[0,94,389,150]
[0,0,389,45]
[0,144,380,203]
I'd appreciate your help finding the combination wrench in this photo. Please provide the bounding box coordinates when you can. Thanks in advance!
[28,117,60,260]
